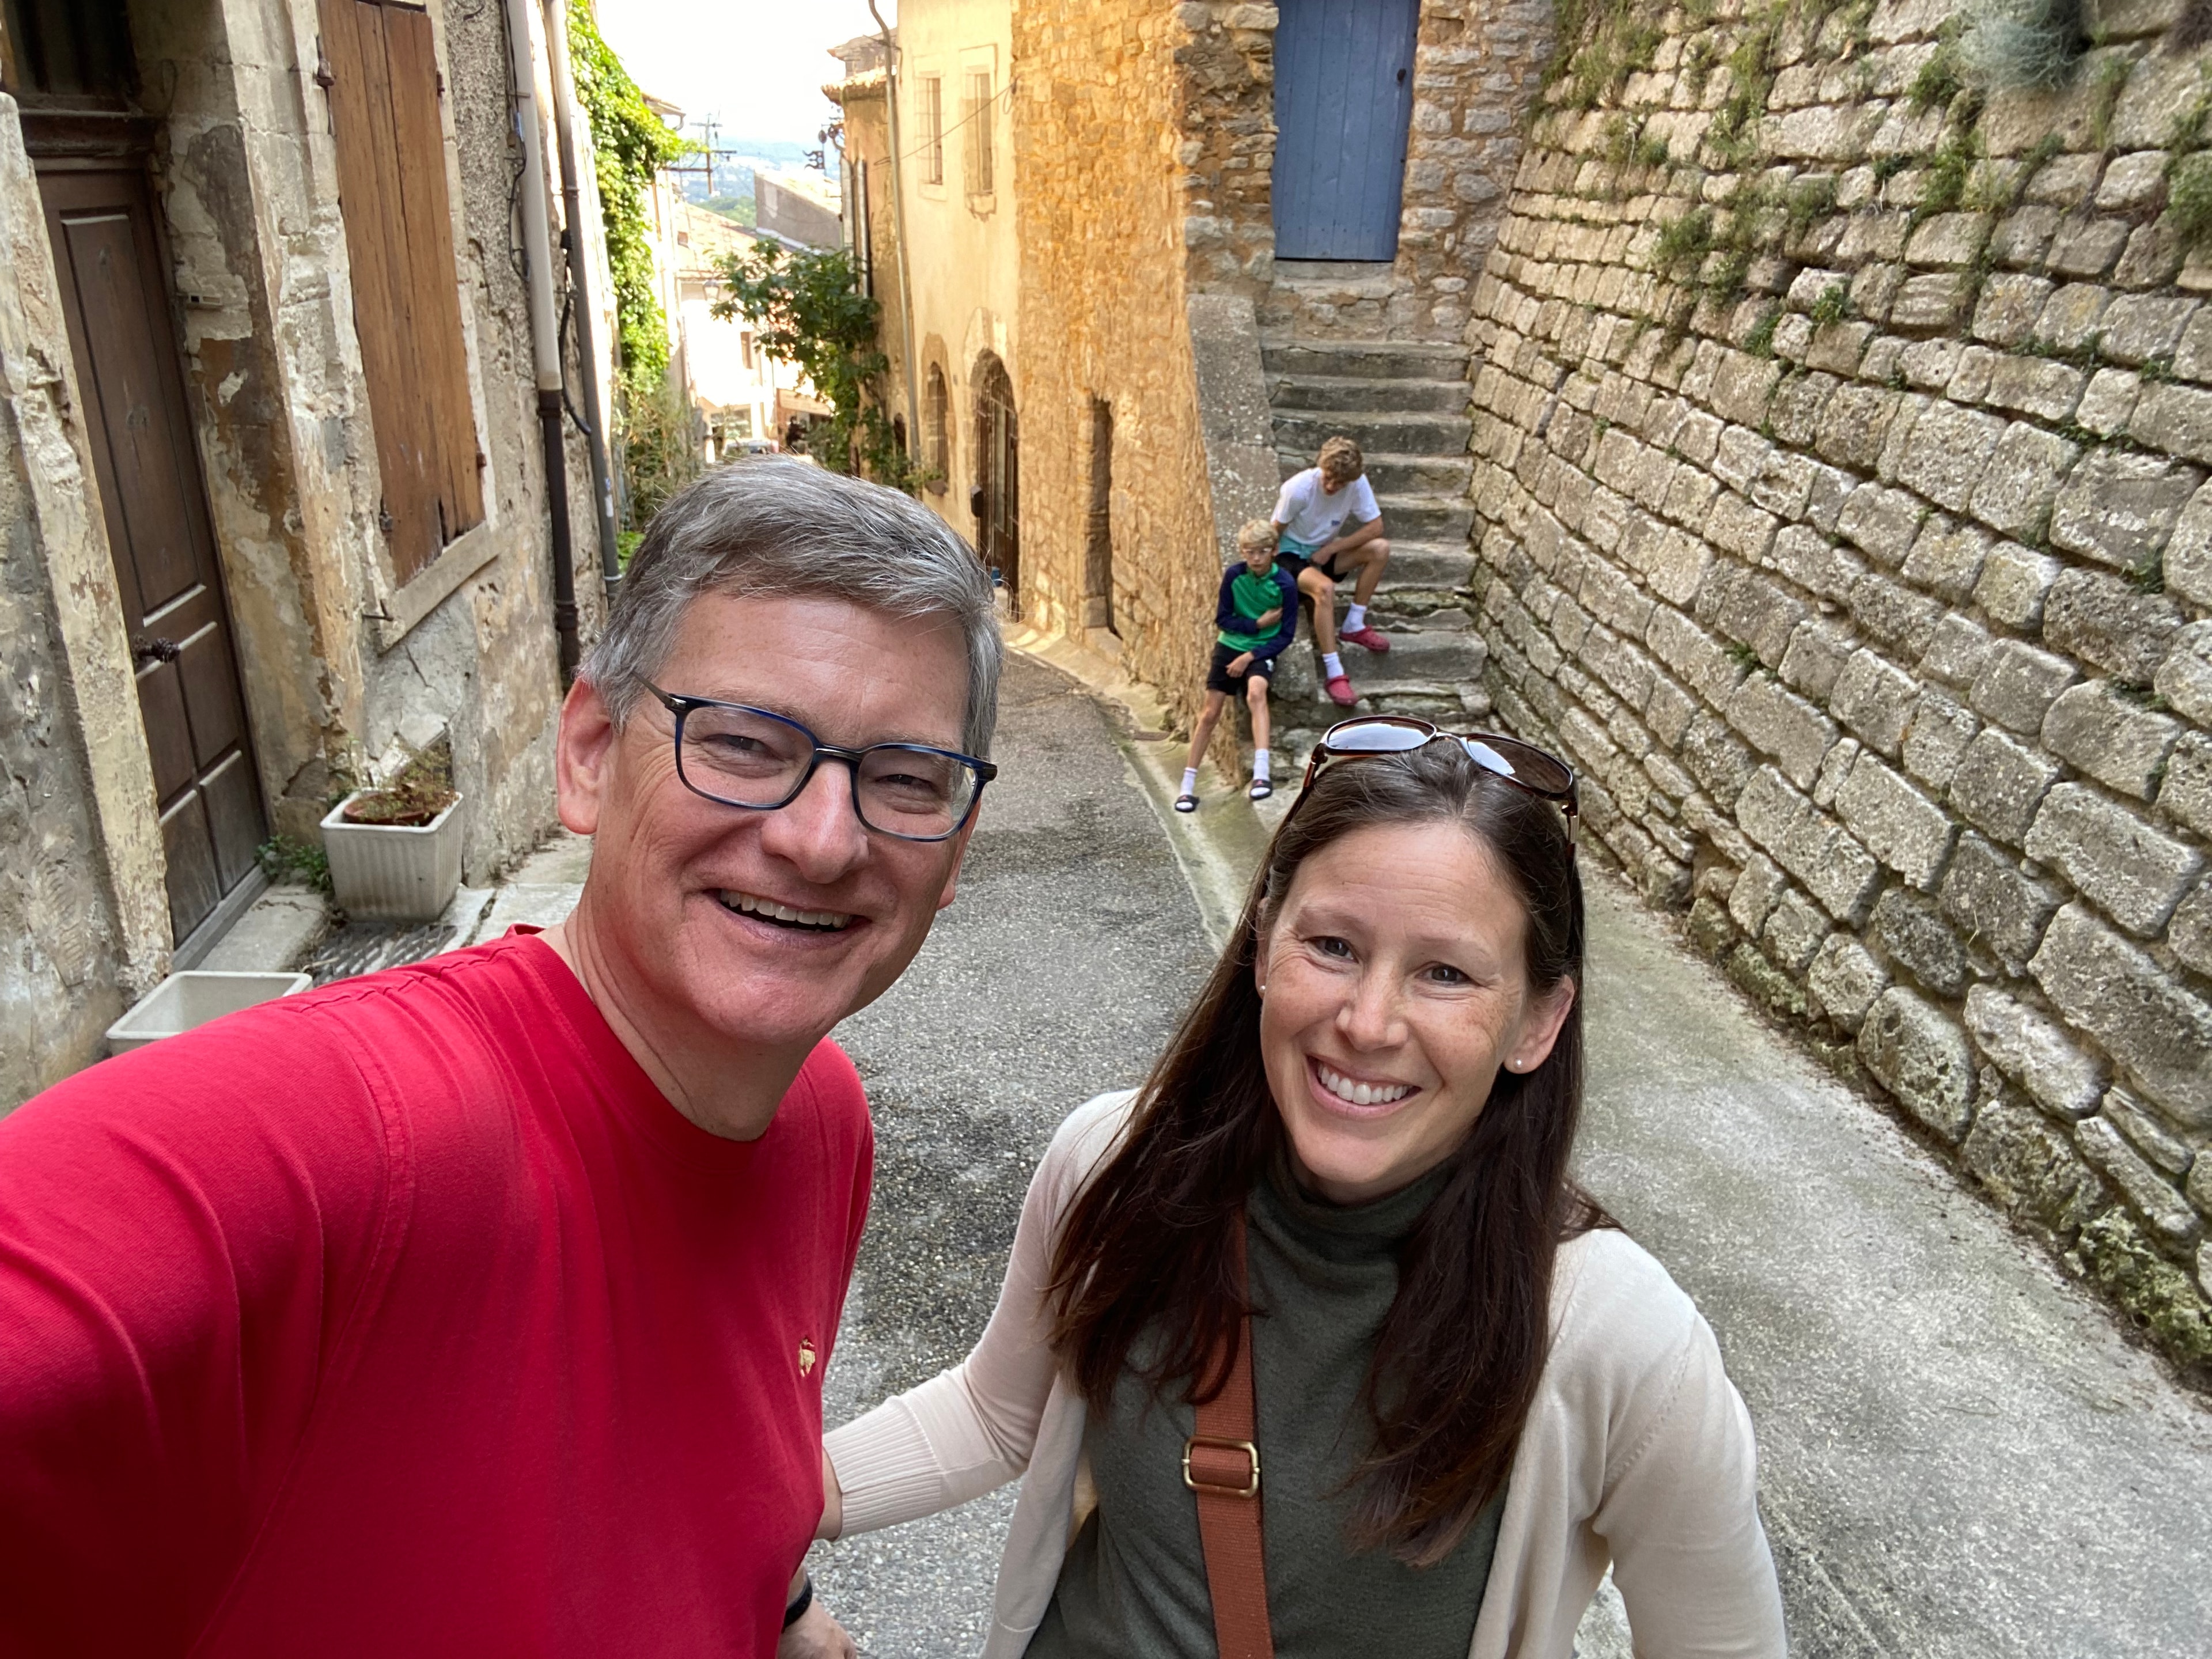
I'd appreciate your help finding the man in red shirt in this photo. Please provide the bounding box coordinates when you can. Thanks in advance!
[0,459,1002,1656]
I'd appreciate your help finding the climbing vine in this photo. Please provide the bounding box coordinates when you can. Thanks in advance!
[566,0,691,388]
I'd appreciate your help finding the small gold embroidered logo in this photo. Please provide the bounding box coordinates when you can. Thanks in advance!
[798,1339,817,1377]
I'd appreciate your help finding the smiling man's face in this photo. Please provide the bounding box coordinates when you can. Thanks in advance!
[556,590,978,1063]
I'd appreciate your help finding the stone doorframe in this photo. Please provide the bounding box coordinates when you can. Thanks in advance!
[0,94,170,997]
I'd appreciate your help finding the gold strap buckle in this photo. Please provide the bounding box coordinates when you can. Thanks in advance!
[1183,1434,1260,1499]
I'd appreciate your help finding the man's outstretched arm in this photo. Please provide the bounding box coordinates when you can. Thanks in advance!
[0,1024,387,1650]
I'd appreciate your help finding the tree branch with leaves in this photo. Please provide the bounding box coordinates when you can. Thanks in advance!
[711,241,924,493]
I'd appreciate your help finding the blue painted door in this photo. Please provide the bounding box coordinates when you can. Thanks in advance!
[1271,0,1422,261]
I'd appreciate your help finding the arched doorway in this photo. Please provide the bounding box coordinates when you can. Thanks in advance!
[971,353,1019,601]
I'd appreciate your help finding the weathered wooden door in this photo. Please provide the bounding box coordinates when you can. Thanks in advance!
[1271,0,1422,261]
[974,354,1020,600]
[37,162,268,947]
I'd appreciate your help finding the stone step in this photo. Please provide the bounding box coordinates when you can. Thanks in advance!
[1272,408,1472,457]
[1266,373,1469,414]
[1346,626,1485,685]
[1370,601,1476,633]
[1278,449,1471,495]
[1261,339,1472,380]
[1373,492,1475,542]
[1374,539,1478,589]
[1269,687,1499,766]
[1275,625,1486,692]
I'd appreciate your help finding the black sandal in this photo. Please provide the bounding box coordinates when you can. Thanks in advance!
[1175,793,1199,813]
[1249,778,1273,801]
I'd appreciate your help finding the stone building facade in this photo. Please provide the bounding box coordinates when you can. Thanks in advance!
[834,0,1548,736]
[832,7,1025,607]
[1179,0,1552,345]
[1010,0,1225,694]
[1467,0,2212,1366]
[0,0,615,1108]
[1007,0,1552,721]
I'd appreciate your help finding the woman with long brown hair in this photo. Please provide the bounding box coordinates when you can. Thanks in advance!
[812,722,1785,1657]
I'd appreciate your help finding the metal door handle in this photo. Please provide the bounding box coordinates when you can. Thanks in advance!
[134,638,181,665]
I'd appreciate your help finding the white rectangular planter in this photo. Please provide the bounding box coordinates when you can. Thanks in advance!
[321,791,465,922]
[107,971,312,1054]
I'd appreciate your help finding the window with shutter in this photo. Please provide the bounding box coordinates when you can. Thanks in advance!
[921,75,944,187]
[317,0,483,584]
[963,70,993,201]
[925,363,949,484]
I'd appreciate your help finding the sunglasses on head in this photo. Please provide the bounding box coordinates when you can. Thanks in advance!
[1296,716,1580,842]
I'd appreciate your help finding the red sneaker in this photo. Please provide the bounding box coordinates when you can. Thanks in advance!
[1325,674,1357,707]
[1342,625,1391,654]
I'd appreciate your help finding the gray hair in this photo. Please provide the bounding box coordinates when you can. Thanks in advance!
[581,459,1004,758]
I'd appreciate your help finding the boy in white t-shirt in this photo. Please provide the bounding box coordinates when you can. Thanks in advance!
[1271,435,1392,707]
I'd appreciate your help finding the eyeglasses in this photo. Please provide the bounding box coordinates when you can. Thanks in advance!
[645,684,997,843]
[1298,716,1579,841]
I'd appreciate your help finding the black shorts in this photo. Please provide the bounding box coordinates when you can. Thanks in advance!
[1207,642,1277,696]
[1272,549,1338,583]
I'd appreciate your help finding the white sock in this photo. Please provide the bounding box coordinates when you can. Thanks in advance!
[1344,604,1368,632]
[1323,652,1344,678]
[1181,767,1199,796]
[1253,749,1271,781]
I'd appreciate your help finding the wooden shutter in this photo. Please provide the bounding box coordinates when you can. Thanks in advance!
[964,71,993,198]
[320,0,483,583]
[921,77,943,185]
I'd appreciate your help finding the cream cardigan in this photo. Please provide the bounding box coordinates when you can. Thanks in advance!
[824,1093,1788,1658]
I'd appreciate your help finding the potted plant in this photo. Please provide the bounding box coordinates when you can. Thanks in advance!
[320,741,465,922]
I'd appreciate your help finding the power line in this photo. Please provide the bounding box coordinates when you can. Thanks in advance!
[874,73,1014,172]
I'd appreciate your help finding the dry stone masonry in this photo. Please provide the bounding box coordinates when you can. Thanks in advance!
[1011,0,1229,702]
[1467,0,2212,1369]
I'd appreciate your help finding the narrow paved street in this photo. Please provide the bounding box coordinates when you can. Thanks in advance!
[806,651,1214,1654]
[1578,882,2212,1657]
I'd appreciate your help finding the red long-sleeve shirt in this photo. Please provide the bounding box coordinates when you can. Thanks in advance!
[0,932,871,1656]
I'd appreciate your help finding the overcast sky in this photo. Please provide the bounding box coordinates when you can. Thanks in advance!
[594,0,892,156]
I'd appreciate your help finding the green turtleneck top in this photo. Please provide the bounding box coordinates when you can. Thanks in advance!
[1024,1154,1503,1658]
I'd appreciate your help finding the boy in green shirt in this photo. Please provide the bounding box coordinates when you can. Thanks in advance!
[1176,520,1300,812]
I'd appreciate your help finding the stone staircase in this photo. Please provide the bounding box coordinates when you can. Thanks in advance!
[1257,339,1487,756]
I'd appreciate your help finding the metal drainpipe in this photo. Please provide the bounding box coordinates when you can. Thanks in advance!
[540,0,623,594]
[503,0,580,681]
[867,0,922,467]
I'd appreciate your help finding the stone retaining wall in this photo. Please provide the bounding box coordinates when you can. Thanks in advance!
[1468,0,2212,1369]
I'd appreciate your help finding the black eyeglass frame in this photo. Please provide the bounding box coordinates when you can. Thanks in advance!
[644,683,999,844]
[1296,715,1580,843]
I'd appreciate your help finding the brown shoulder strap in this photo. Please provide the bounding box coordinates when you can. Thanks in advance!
[1184,1209,1274,1659]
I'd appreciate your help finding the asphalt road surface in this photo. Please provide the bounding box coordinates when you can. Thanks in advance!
[808,652,1214,1654]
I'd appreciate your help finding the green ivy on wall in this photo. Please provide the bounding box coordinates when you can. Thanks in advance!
[566,0,691,389]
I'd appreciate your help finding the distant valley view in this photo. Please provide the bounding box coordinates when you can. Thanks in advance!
[677,135,823,228]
